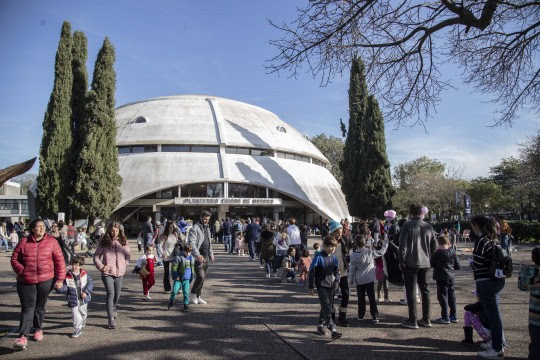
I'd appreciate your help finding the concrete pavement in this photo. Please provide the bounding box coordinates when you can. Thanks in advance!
[0,237,534,359]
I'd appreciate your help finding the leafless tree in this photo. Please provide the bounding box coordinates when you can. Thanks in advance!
[267,1,539,127]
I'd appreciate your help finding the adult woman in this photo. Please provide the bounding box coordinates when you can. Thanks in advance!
[50,222,70,265]
[161,221,178,293]
[260,223,276,278]
[10,218,65,350]
[471,215,506,358]
[93,221,130,329]
[0,222,10,252]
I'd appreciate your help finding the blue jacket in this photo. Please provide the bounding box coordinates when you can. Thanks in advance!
[245,223,261,242]
[308,250,340,290]
[57,269,93,308]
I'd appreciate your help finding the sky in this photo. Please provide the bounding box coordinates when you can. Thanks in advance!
[1,0,538,179]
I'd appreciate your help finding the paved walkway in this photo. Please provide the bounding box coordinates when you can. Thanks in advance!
[0,238,534,359]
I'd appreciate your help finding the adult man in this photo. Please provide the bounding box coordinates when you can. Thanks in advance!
[321,219,329,239]
[398,204,438,329]
[221,218,233,253]
[286,218,301,261]
[329,220,353,327]
[370,215,380,242]
[188,210,215,305]
[245,217,261,261]
[141,216,154,249]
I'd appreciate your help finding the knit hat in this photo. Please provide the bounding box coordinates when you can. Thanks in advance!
[328,220,342,235]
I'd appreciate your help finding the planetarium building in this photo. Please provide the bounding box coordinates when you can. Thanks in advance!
[113,95,349,226]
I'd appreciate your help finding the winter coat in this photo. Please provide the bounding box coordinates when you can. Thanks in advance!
[259,229,275,260]
[349,238,389,286]
[245,223,261,242]
[93,240,131,277]
[188,222,214,259]
[57,269,93,307]
[398,217,438,269]
[308,250,340,290]
[430,248,461,281]
[11,234,66,285]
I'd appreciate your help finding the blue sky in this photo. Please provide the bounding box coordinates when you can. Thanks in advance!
[1,0,538,179]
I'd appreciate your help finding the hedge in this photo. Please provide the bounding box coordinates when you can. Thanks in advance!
[431,221,540,243]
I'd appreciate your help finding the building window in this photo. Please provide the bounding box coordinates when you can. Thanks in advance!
[276,151,286,159]
[229,183,256,198]
[162,145,190,152]
[236,148,250,155]
[250,149,272,156]
[191,146,219,153]
[134,116,148,124]
[286,153,295,160]
[161,187,178,199]
[276,126,287,133]
[118,146,130,154]
[225,147,237,154]
[207,183,223,197]
[190,183,207,197]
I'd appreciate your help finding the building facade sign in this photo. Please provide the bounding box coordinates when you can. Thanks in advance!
[174,197,283,206]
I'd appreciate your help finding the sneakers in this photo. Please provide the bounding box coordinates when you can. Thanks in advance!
[265,273,271,278]
[372,318,379,324]
[316,324,327,335]
[108,319,116,329]
[113,310,118,319]
[189,294,199,304]
[13,336,27,350]
[167,301,174,310]
[399,299,407,305]
[435,317,451,324]
[477,348,504,359]
[33,329,44,341]
[197,297,207,305]
[356,316,364,321]
[480,341,506,352]
[331,331,342,340]
[71,329,82,338]
[449,315,459,323]
[401,319,419,329]
[418,319,432,328]
[384,298,392,303]
[183,304,190,313]
[144,294,152,300]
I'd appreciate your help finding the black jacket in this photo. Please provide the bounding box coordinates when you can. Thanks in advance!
[430,248,461,281]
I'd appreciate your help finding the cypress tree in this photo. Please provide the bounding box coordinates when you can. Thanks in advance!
[341,57,393,217]
[36,21,73,218]
[68,31,88,219]
[73,38,122,224]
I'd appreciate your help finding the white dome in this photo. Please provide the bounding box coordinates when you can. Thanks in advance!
[114,95,349,221]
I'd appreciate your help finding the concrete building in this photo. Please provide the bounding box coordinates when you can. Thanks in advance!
[0,181,29,222]
[113,95,349,228]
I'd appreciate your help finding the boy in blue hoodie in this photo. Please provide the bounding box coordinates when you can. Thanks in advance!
[308,236,342,340]
[56,256,94,338]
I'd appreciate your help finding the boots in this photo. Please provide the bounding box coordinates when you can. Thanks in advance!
[336,311,350,327]
[461,326,474,344]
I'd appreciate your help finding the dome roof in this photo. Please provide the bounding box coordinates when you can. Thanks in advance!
[115,95,328,164]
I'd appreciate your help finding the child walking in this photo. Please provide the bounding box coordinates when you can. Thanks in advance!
[519,246,540,360]
[56,256,94,338]
[430,235,460,324]
[298,248,312,285]
[308,236,342,340]
[348,226,389,323]
[9,228,19,250]
[136,244,156,300]
[168,244,195,312]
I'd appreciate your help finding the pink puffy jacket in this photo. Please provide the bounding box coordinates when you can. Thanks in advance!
[93,240,131,277]
[11,234,66,285]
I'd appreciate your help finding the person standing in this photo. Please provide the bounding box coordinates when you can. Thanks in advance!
[221,217,233,253]
[188,210,215,305]
[141,216,154,249]
[399,204,437,329]
[370,214,381,242]
[287,218,301,261]
[245,217,261,261]
[329,220,353,327]
[161,221,178,293]
[11,219,66,350]
[321,219,329,240]
[0,222,11,252]
[93,221,131,329]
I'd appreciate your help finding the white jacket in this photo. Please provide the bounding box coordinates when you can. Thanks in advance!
[349,238,388,286]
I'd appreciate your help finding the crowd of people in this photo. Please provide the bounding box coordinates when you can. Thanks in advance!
[4,206,539,360]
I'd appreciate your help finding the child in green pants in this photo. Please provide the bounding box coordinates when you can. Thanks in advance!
[168,244,195,312]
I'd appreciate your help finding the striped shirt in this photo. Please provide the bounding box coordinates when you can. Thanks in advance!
[472,235,495,281]
[519,266,540,326]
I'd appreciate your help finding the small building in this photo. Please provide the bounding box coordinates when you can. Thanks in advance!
[0,181,29,222]
[113,95,349,228]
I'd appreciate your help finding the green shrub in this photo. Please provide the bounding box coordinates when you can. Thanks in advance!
[430,220,540,243]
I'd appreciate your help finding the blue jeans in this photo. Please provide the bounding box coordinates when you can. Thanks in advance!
[223,235,231,252]
[436,278,456,319]
[0,238,10,252]
[247,239,255,259]
[476,279,506,352]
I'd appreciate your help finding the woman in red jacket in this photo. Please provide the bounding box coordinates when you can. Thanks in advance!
[10,218,66,350]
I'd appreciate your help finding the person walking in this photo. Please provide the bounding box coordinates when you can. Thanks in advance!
[329,220,353,327]
[11,218,66,350]
[399,204,437,329]
[141,216,154,249]
[245,217,261,261]
[188,210,215,305]
[93,221,131,329]
[161,221,178,293]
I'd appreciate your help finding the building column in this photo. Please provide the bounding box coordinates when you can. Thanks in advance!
[218,205,227,221]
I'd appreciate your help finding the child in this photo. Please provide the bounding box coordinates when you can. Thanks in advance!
[277,247,297,283]
[430,235,460,324]
[308,236,342,340]
[136,244,156,300]
[297,248,312,285]
[9,228,19,250]
[236,233,246,256]
[313,242,321,256]
[461,297,491,345]
[348,231,389,323]
[76,227,87,250]
[374,240,390,302]
[168,244,195,312]
[519,246,540,360]
[56,256,94,338]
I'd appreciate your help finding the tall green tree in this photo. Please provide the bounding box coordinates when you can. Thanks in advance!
[341,57,393,218]
[69,30,88,218]
[310,133,344,184]
[73,37,122,224]
[393,156,446,189]
[36,21,73,218]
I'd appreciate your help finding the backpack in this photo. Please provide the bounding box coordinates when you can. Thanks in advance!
[489,240,513,279]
